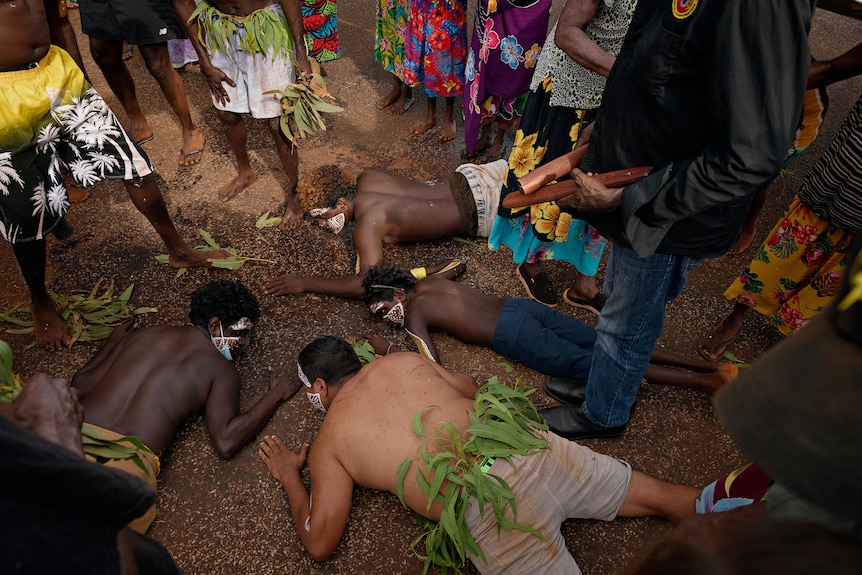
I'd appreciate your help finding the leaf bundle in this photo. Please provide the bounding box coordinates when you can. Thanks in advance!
[397,377,549,573]
[190,0,294,65]
[268,67,343,146]
[0,281,156,347]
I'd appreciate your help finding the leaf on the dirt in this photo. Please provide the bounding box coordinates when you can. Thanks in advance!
[255,211,283,228]
[722,350,750,368]
[452,236,483,247]
[496,362,515,373]
[353,339,377,364]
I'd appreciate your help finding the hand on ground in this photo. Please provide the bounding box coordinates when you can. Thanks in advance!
[264,274,305,296]
[259,435,309,483]
[266,366,302,401]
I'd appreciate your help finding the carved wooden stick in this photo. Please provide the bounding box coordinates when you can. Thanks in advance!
[516,145,588,195]
[502,166,654,209]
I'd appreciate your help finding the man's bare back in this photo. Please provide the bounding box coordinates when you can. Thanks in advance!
[72,321,298,458]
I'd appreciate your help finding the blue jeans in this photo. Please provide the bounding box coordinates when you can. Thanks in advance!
[582,245,700,427]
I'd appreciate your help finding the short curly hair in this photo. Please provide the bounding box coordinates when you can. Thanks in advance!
[361,263,417,307]
[298,336,362,386]
[189,281,260,328]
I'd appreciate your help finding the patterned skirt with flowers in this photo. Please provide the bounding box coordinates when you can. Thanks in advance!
[375,0,408,81]
[302,0,339,63]
[488,82,606,276]
[724,196,855,336]
[403,0,467,98]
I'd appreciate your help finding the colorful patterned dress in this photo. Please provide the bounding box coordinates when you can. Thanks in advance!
[462,0,552,156]
[403,0,467,98]
[302,0,339,63]
[488,0,636,276]
[375,0,409,81]
[722,93,859,337]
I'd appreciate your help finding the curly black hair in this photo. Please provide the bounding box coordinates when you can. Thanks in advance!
[298,336,362,386]
[361,263,417,307]
[189,281,260,328]
[323,184,357,210]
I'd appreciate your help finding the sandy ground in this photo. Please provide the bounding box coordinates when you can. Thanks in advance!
[2,4,861,574]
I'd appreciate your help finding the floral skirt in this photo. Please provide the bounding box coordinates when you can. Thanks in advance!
[724,196,855,335]
[488,82,606,276]
[374,0,408,80]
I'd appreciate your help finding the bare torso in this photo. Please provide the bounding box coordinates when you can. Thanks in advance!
[311,354,476,520]
[354,170,464,246]
[0,0,51,69]
[408,278,505,348]
[71,325,229,456]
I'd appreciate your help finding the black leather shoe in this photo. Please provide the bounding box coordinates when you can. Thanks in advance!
[538,404,627,440]
[544,377,588,405]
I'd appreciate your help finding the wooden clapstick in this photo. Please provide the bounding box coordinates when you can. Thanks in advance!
[502,166,654,209]
[516,145,588,195]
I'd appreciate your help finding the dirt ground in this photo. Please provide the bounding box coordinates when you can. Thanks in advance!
[2,4,861,574]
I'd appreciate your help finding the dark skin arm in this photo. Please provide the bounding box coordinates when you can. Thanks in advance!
[554,0,615,77]
[278,0,312,75]
[172,0,237,105]
[808,41,862,89]
[205,366,301,458]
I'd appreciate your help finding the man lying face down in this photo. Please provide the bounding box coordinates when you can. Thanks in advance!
[258,335,700,574]
[263,159,508,298]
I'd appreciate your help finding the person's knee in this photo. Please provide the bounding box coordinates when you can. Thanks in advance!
[89,38,121,69]
[139,45,171,80]
[219,110,243,127]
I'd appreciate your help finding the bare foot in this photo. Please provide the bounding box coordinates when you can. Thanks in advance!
[388,90,415,116]
[168,247,230,268]
[726,226,757,255]
[178,130,206,168]
[376,85,401,110]
[411,117,436,135]
[219,172,256,201]
[67,187,90,203]
[437,117,456,142]
[258,435,309,485]
[130,125,154,146]
[485,126,506,160]
[277,199,303,229]
[697,318,742,361]
[31,301,72,351]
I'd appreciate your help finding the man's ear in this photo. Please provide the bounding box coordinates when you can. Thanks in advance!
[336,197,349,210]
[207,317,221,337]
[313,377,328,395]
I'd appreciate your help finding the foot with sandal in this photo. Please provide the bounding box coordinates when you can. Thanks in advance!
[698,303,748,361]
[518,262,607,315]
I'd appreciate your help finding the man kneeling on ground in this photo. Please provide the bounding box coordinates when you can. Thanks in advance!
[258,336,699,574]
[72,280,301,532]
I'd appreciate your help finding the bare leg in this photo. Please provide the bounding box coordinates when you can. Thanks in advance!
[618,470,700,524]
[138,43,205,167]
[644,363,739,394]
[376,74,403,110]
[727,188,768,255]
[485,122,507,160]
[438,96,456,142]
[218,110,256,201]
[697,303,748,361]
[123,174,226,266]
[388,84,414,116]
[464,122,492,159]
[88,37,153,144]
[412,97,437,135]
[11,240,71,351]
[267,117,302,226]
[650,347,722,373]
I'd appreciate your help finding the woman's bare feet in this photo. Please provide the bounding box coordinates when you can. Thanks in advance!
[411,117,436,135]
[219,172,257,201]
[388,88,414,115]
[485,126,506,160]
[438,117,456,142]
[31,300,72,351]
[376,83,402,110]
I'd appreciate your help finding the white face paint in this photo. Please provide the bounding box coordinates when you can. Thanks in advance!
[308,208,346,234]
[383,301,406,326]
[298,363,327,413]
[211,321,249,361]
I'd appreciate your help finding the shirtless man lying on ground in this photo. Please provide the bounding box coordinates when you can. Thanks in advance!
[71,281,301,531]
[264,159,507,298]
[360,264,738,438]
[258,336,699,574]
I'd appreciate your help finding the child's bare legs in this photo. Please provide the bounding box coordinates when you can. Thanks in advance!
[412,96,437,135]
[267,117,302,226]
[437,96,456,142]
[218,110,256,201]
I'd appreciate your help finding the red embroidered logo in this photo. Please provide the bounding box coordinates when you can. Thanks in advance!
[672,0,698,19]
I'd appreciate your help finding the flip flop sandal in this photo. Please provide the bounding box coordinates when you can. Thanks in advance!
[178,137,206,168]
[562,289,607,316]
[697,330,738,362]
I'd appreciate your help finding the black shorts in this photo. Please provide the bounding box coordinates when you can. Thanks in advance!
[79,0,186,45]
